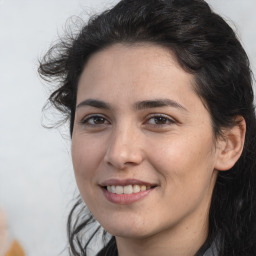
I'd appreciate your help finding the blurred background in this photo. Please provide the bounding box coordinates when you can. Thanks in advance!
[0,0,255,255]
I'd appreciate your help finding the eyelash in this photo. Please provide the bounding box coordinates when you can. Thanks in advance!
[145,114,176,127]
[79,114,176,128]
[80,114,110,126]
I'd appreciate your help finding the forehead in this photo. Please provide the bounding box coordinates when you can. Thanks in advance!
[77,43,198,109]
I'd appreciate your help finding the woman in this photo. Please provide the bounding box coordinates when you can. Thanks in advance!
[39,0,256,255]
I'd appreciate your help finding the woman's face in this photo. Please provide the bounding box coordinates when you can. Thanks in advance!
[72,44,220,240]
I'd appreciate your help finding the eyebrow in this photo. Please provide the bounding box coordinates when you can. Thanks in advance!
[76,99,111,109]
[76,98,188,112]
[134,99,188,112]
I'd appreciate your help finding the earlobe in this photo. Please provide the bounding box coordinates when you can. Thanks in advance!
[214,116,246,171]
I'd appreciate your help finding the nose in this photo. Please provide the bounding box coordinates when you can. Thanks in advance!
[104,125,145,170]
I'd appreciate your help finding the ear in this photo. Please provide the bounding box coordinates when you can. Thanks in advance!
[214,116,246,171]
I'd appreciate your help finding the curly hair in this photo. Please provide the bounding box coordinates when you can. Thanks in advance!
[38,0,256,255]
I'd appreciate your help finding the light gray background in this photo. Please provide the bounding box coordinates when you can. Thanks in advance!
[0,1,255,255]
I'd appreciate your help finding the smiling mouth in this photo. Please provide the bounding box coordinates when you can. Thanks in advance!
[104,184,156,195]
[101,180,157,204]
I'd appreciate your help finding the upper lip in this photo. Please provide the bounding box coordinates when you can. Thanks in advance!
[100,179,157,187]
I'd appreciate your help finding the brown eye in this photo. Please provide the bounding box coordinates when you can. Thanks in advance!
[81,115,110,126]
[147,115,174,125]
[91,116,106,124]
[153,117,168,124]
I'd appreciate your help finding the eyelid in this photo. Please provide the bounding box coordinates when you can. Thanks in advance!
[78,113,177,127]
[144,113,177,125]
[79,114,110,125]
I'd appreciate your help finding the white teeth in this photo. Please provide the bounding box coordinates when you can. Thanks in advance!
[141,185,146,191]
[106,184,151,194]
[133,184,140,193]
[115,186,124,194]
[124,185,133,194]
[111,185,116,193]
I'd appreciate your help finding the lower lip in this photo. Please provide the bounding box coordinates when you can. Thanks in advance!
[102,187,153,205]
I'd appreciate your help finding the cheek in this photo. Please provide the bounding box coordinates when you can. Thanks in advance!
[147,133,216,188]
[71,136,105,213]
[147,137,217,222]
[71,135,105,182]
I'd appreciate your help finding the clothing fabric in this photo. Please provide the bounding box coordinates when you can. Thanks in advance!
[203,240,218,256]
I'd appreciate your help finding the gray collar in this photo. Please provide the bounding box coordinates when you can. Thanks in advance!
[203,239,219,256]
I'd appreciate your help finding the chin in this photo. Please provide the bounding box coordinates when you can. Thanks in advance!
[107,228,150,239]
[99,217,155,239]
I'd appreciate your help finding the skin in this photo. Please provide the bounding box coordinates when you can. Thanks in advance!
[71,43,244,256]
[0,208,8,255]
